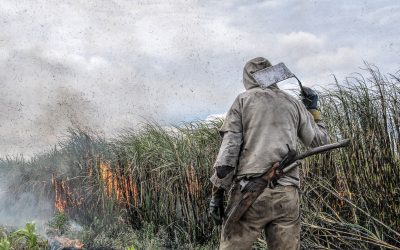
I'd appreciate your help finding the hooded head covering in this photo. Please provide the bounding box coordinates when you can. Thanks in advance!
[243,57,274,90]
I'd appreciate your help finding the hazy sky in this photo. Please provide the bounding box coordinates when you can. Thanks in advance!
[0,0,399,157]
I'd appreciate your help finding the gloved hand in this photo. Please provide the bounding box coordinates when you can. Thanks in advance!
[301,86,319,110]
[209,187,224,225]
[301,87,322,121]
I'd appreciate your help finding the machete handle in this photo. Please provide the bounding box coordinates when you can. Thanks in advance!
[295,139,351,161]
[294,76,306,96]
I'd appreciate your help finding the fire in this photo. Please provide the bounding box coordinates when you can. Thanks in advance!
[99,161,113,196]
[98,160,140,209]
[52,175,68,212]
[52,157,142,213]
[54,236,84,249]
[52,175,83,213]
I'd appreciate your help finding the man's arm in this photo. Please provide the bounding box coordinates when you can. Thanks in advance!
[209,131,243,225]
[209,97,243,224]
[210,95,243,189]
[210,131,242,189]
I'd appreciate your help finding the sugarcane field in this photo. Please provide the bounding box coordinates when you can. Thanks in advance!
[0,1,399,250]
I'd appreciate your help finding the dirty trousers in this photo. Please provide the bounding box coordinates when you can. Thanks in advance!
[220,182,300,250]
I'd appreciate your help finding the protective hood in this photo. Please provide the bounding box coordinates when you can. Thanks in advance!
[243,57,272,90]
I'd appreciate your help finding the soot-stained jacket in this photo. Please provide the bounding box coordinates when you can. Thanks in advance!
[211,57,329,188]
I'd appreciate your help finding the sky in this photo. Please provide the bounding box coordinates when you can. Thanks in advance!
[0,0,399,157]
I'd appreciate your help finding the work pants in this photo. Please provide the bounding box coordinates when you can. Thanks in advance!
[220,182,300,250]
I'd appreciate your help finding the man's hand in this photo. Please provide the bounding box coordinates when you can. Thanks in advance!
[301,87,322,121]
[301,86,319,110]
[209,187,224,225]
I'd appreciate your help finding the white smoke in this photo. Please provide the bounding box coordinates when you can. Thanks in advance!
[0,169,53,236]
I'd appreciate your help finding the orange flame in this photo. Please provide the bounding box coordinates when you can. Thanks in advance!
[52,175,68,212]
[55,236,84,249]
[52,158,142,213]
[100,161,113,196]
[98,160,139,208]
[52,175,82,212]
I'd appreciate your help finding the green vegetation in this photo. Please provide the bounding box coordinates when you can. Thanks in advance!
[47,211,70,236]
[0,238,11,250]
[0,223,48,250]
[0,64,399,249]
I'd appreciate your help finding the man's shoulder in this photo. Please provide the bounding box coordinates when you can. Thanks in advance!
[240,88,299,101]
[235,88,304,110]
[237,87,265,98]
[275,89,301,103]
[233,89,257,101]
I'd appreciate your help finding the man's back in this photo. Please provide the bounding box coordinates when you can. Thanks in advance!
[220,85,328,186]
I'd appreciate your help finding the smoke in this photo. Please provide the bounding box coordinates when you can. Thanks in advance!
[0,48,105,157]
[1,0,398,158]
[32,87,101,140]
[0,169,53,236]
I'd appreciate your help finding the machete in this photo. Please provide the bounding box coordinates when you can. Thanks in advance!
[251,62,307,96]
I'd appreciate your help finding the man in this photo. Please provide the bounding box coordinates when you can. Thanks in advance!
[209,57,329,250]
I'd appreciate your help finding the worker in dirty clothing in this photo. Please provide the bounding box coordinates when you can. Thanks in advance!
[209,57,329,250]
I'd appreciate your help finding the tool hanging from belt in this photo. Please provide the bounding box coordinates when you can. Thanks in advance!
[223,139,350,239]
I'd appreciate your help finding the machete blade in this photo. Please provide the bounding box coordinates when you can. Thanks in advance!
[251,62,296,88]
